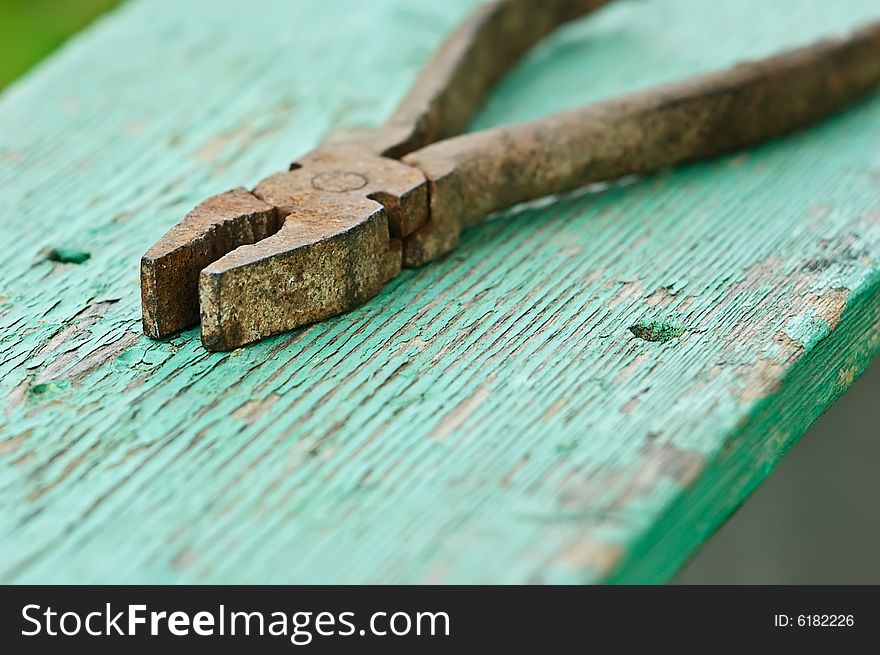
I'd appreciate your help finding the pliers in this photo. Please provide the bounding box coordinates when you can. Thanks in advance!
[141,0,880,351]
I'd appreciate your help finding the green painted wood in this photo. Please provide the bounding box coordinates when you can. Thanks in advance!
[1,0,879,584]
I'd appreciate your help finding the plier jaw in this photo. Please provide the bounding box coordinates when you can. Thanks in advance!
[141,145,429,350]
[140,187,279,342]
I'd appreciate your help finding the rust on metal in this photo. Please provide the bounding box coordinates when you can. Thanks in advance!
[199,145,426,351]
[141,0,880,350]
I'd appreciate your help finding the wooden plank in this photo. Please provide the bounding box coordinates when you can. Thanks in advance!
[0,0,879,584]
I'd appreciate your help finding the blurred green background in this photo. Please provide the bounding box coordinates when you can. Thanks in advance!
[0,0,121,89]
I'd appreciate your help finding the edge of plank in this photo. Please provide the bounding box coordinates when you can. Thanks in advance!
[606,269,880,583]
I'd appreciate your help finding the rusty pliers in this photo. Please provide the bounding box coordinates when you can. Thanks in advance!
[141,0,880,351]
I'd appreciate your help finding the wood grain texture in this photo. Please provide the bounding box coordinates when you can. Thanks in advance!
[1,0,879,583]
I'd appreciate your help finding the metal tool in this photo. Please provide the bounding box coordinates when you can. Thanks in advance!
[141,0,880,351]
